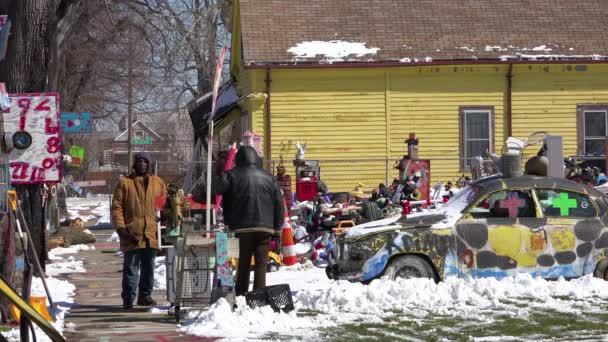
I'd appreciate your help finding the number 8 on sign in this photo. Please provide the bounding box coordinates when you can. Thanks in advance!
[47,136,60,153]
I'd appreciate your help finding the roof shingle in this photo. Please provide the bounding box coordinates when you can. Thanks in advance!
[239,0,608,65]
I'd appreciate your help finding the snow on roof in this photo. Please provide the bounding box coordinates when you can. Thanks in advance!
[287,40,380,62]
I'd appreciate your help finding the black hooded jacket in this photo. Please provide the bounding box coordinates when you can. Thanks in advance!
[197,146,284,232]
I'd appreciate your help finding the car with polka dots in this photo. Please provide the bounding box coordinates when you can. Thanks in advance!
[326,175,608,283]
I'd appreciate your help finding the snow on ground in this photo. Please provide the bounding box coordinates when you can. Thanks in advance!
[1,246,87,341]
[46,256,86,276]
[48,244,95,260]
[180,267,608,341]
[66,194,111,224]
[154,256,167,290]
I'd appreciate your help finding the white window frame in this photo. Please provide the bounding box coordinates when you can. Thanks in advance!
[583,110,608,155]
[461,108,493,170]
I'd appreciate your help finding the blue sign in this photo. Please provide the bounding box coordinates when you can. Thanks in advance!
[61,112,92,133]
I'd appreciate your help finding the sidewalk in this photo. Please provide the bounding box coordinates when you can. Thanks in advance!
[62,229,214,341]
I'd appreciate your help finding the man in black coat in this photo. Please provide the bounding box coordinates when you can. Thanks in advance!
[195,146,284,295]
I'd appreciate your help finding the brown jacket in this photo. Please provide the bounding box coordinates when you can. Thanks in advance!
[111,174,167,251]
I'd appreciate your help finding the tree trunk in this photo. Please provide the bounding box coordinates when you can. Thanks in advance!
[0,2,56,317]
[0,0,54,93]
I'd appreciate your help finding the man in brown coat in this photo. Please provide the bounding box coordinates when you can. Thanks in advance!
[112,152,167,309]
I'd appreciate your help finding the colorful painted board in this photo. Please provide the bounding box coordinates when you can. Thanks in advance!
[60,112,92,133]
[3,93,62,184]
[215,232,233,287]
[69,145,85,167]
[406,160,431,202]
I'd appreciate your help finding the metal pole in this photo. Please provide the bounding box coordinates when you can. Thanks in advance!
[127,43,134,170]
[205,121,213,238]
[15,202,53,307]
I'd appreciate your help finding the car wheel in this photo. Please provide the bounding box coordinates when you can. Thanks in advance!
[593,259,608,281]
[384,255,436,281]
[267,262,279,273]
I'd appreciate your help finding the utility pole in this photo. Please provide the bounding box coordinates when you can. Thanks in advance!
[127,40,134,169]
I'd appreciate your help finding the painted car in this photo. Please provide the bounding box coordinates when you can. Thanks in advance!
[326,175,608,282]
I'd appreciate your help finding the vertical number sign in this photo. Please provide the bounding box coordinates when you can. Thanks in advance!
[4,93,62,184]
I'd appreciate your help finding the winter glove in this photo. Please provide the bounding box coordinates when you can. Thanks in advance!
[117,228,135,242]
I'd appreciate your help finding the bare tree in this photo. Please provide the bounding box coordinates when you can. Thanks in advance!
[125,0,231,104]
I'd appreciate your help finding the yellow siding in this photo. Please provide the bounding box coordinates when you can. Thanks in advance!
[389,65,507,183]
[268,69,387,191]
[236,63,608,191]
[511,64,608,158]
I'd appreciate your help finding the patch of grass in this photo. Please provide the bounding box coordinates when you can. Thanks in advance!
[318,308,608,342]
[297,309,322,317]
[0,325,14,332]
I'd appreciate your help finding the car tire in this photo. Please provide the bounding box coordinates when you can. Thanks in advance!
[267,261,279,273]
[384,255,436,281]
[594,259,608,281]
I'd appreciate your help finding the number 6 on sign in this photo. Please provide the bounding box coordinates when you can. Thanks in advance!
[4,93,62,184]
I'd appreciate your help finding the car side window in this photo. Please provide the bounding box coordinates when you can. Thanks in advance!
[536,189,596,218]
[469,190,536,219]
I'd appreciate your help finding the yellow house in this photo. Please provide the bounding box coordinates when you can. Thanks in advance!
[192,0,608,192]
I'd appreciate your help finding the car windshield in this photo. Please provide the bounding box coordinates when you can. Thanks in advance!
[440,185,479,221]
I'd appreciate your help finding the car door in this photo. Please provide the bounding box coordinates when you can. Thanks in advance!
[455,189,547,278]
[534,188,600,278]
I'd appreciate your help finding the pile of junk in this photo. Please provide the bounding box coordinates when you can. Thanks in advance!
[281,138,441,242]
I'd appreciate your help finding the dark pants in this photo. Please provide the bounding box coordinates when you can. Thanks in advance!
[235,232,270,296]
[121,248,157,305]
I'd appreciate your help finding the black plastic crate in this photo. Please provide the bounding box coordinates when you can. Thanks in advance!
[245,284,294,313]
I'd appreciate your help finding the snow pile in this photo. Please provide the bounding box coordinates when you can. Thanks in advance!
[288,40,380,62]
[154,256,166,290]
[46,256,85,276]
[1,254,85,341]
[48,244,95,260]
[66,195,111,224]
[180,271,608,340]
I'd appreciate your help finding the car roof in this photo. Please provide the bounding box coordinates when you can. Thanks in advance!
[473,175,606,198]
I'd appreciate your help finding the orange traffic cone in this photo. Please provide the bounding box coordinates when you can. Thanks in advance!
[281,199,298,266]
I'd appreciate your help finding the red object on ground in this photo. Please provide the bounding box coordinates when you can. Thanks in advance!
[281,198,298,266]
[403,201,411,215]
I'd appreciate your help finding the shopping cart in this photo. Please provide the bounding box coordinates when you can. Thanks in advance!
[173,219,238,322]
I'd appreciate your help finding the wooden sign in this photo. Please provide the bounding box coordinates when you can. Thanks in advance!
[3,93,62,184]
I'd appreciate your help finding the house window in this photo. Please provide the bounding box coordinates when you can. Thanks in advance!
[460,106,494,170]
[580,107,608,155]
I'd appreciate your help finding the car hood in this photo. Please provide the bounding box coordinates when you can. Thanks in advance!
[343,213,448,241]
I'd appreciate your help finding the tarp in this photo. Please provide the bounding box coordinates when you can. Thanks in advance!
[188,81,242,142]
